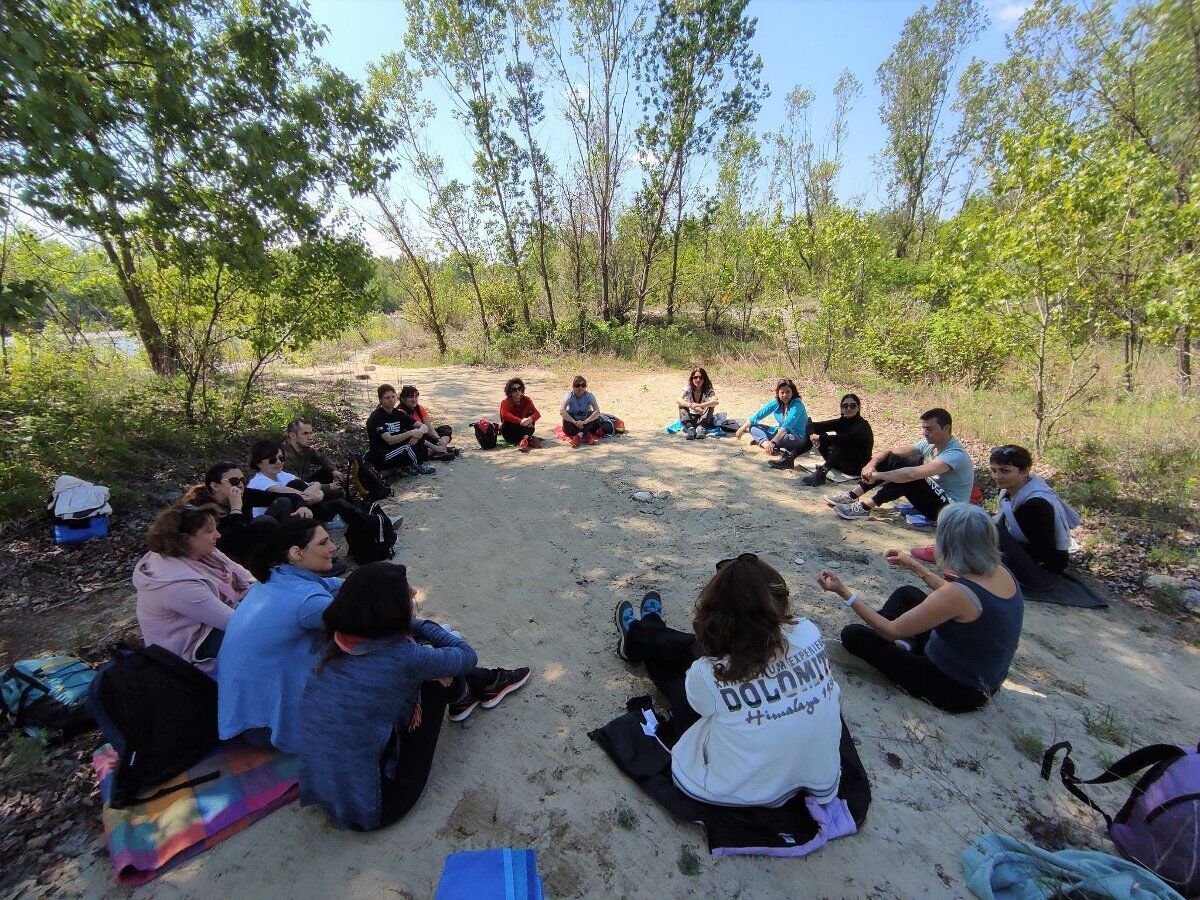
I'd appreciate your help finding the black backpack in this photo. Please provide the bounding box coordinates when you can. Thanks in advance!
[345,502,397,564]
[349,454,392,502]
[472,419,500,450]
[85,645,220,808]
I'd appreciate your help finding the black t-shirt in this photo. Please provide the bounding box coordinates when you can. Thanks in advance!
[366,406,411,458]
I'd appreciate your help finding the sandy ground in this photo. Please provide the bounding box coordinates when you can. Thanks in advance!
[55,364,1200,899]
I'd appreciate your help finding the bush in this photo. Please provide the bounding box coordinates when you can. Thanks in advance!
[0,341,343,521]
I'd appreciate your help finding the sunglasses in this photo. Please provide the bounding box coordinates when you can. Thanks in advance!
[509,386,524,394]
[261,454,284,464]
[224,476,244,487]
[691,375,704,380]
[715,552,759,570]
[841,402,859,409]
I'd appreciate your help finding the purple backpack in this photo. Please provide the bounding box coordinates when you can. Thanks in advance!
[1042,740,1200,895]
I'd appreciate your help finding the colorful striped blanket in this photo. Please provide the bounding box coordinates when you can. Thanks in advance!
[91,740,299,886]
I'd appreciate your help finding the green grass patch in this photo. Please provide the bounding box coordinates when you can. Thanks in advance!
[1012,728,1047,763]
[1083,705,1129,747]
[676,844,701,877]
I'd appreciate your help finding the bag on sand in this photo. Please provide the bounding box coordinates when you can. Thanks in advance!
[85,645,220,807]
[346,502,397,564]
[349,454,392,502]
[1,654,96,740]
[1042,739,1200,895]
[472,419,501,450]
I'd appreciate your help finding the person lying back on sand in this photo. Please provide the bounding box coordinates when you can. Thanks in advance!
[677,367,718,438]
[614,554,843,807]
[818,503,1024,714]
[298,562,530,831]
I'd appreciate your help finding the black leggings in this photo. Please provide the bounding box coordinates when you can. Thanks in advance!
[859,452,950,520]
[500,421,536,444]
[623,614,701,745]
[839,586,991,714]
[376,668,494,829]
[562,418,602,437]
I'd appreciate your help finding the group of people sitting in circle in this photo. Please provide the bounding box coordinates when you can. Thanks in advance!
[127,366,1080,830]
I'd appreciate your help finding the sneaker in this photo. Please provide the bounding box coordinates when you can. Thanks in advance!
[693,428,706,440]
[325,514,348,530]
[835,501,872,521]
[615,600,636,661]
[584,431,599,445]
[569,433,583,448]
[768,452,795,470]
[824,489,857,507]
[910,545,936,563]
[528,437,543,449]
[416,464,436,475]
[639,590,663,619]
[479,667,531,709]
[447,689,479,723]
[389,514,404,529]
[685,427,696,440]
[801,466,828,487]
[518,437,530,452]
[402,465,421,477]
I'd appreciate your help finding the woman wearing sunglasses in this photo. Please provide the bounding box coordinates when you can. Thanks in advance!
[988,445,1079,591]
[182,462,286,566]
[799,394,874,486]
[612,554,843,808]
[245,439,376,534]
[499,377,542,451]
[677,367,718,439]
[133,503,254,673]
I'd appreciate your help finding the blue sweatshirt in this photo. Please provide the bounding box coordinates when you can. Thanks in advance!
[749,398,809,438]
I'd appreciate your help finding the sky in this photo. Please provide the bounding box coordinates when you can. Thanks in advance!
[305,0,1030,250]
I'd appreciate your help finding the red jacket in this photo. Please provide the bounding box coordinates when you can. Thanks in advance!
[500,395,540,425]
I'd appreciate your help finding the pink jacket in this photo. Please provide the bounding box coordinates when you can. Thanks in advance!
[133,550,253,674]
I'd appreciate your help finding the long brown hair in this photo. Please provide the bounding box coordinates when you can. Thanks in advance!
[692,555,795,682]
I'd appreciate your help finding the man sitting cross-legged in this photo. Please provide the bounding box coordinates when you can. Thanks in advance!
[825,407,974,524]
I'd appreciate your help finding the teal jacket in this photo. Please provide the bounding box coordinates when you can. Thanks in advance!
[749,398,808,437]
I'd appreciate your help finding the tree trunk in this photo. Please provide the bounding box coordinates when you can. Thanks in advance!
[1178,324,1194,392]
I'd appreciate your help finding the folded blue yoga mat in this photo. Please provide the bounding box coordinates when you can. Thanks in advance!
[663,420,726,436]
[435,849,544,900]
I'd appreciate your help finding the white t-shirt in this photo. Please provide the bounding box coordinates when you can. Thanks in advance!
[246,470,300,517]
[670,620,843,808]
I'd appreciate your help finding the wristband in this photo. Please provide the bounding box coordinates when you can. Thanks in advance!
[843,594,859,609]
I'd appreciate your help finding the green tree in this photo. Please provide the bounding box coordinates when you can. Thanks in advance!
[1,0,390,374]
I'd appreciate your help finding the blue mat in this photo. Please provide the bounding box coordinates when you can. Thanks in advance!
[435,849,544,900]
[664,421,727,437]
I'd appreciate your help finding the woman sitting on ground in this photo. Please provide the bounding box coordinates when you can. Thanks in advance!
[800,394,875,486]
[990,444,1079,591]
[819,503,1023,714]
[734,378,811,469]
[613,554,843,808]
[182,462,300,566]
[133,504,254,674]
[677,367,719,439]
[560,375,603,447]
[499,377,542,451]
[299,562,531,831]
[216,519,342,753]
[399,385,457,460]
[245,439,375,531]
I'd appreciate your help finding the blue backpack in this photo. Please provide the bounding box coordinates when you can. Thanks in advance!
[0,654,96,739]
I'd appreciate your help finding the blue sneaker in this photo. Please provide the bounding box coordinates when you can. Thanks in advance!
[615,600,636,661]
[639,590,663,619]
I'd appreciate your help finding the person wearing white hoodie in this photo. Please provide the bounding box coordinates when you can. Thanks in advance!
[133,504,254,674]
[614,555,842,808]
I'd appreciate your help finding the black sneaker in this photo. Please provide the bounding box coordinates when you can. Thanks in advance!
[768,451,795,469]
[801,466,828,486]
[447,687,479,723]
[479,667,531,709]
